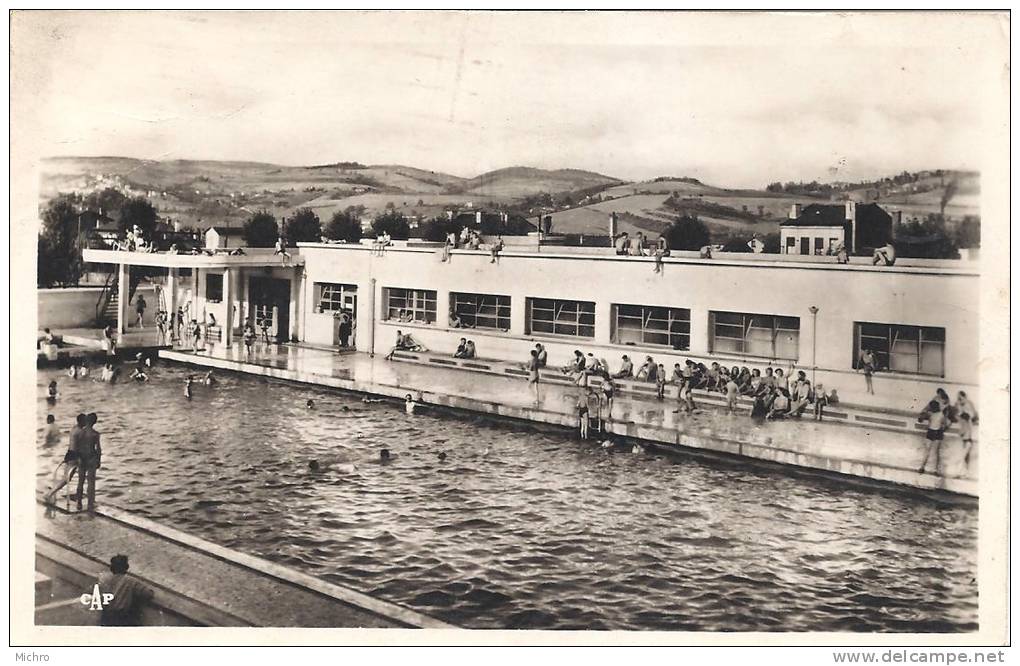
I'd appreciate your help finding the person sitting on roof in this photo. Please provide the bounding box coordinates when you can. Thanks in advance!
[872,241,896,266]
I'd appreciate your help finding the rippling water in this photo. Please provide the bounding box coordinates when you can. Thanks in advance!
[36,364,977,631]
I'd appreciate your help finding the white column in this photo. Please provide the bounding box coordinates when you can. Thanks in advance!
[690,309,711,356]
[166,268,178,317]
[366,278,376,356]
[117,262,129,336]
[510,295,527,336]
[222,268,234,346]
[594,300,613,346]
[436,289,451,329]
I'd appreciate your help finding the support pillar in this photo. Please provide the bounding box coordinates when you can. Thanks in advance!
[366,278,376,356]
[690,309,711,356]
[117,262,129,336]
[222,268,234,346]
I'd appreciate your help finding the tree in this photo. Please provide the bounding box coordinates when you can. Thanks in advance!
[893,215,960,259]
[372,211,410,240]
[285,208,322,243]
[84,187,127,217]
[762,232,781,254]
[720,237,751,253]
[118,197,159,239]
[39,194,81,286]
[325,210,363,243]
[243,210,280,248]
[417,216,461,242]
[664,214,710,250]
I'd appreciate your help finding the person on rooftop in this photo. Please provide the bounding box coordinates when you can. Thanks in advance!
[463,340,476,359]
[614,232,630,256]
[454,338,468,358]
[873,241,896,266]
[489,235,505,264]
[629,232,646,256]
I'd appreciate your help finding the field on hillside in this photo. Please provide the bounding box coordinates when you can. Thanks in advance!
[293,192,513,222]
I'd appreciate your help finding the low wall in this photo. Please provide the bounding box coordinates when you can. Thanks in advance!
[38,285,157,330]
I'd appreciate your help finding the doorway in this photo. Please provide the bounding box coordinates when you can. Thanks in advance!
[248,276,291,343]
[329,287,358,350]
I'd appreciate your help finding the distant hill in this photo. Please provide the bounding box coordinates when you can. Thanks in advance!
[449,166,621,197]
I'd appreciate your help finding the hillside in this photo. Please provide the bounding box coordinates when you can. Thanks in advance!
[450,167,621,197]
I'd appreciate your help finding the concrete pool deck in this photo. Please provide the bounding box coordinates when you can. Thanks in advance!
[159,342,978,498]
[35,501,454,629]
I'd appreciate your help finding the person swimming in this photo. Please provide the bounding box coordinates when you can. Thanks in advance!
[184,377,193,400]
[306,399,315,409]
[379,448,393,463]
[438,451,447,461]
[47,381,58,402]
[203,370,216,386]
[129,367,149,382]
[405,394,417,415]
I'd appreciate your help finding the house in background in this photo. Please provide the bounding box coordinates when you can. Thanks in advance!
[205,226,247,250]
[780,201,893,256]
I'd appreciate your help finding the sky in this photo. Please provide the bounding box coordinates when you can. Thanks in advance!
[11,11,1008,188]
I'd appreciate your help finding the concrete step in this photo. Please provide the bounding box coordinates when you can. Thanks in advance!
[35,571,53,602]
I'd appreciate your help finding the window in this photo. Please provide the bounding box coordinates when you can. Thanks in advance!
[813,237,825,255]
[785,236,796,254]
[384,288,436,324]
[612,304,690,350]
[527,298,595,338]
[451,292,511,331]
[205,273,223,303]
[710,311,800,360]
[316,283,357,312]
[854,322,945,376]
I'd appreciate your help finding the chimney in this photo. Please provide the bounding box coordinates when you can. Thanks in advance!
[609,212,618,239]
[789,203,802,219]
[845,200,856,221]
[893,210,903,224]
[846,201,858,254]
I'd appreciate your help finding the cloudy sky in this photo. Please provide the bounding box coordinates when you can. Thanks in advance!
[11,11,1008,188]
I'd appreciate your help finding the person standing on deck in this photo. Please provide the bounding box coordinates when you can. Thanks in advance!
[243,321,256,359]
[858,348,877,395]
[534,344,547,368]
[527,349,542,405]
[75,413,102,513]
[918,400,949,475]
[134,294,146,329]
[956,391,979,465]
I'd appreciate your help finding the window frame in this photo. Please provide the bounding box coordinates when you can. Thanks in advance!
[709,310,800,361]
[526,297,596,339]
[383,287,437,324]
[853,321,945,377]
[451,292,512,331]
[315,282,357,313]
[611,303,691,350]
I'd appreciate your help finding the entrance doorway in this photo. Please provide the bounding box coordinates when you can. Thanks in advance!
[321,284,357,350]
[248,276,291,343]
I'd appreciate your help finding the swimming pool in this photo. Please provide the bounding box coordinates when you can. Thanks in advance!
[36,364,978,631]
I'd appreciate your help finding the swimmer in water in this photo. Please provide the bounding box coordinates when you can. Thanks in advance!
[632,444,645,454]
[184,376,193,400]
[306,399,315,409]
[405,394,417,415]
[43,414,61,448]
[203,370,216,386]
[438,451,447,461]
[379,448,393,463]
[47,381,58,402]
[129,367,149,382]
[308,460,321,472]
[601,439,614,449]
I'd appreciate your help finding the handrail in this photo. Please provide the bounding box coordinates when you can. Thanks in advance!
[94,270,117,325]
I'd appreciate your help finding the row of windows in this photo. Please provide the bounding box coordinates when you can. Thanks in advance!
[378,288,946,376]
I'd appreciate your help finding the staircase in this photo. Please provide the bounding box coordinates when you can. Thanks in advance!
[94,269,145,327]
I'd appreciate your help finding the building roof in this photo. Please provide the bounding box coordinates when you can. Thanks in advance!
[781,202,891,228]
[206,226,246,235]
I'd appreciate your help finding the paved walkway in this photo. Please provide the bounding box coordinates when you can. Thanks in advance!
[35,502,452,628]
[164,342,977,496]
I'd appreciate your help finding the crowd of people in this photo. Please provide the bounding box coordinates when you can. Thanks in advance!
[917,388,979,474]
[440,228,505,264]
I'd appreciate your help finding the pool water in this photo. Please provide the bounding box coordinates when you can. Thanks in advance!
[36,364,978,631]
